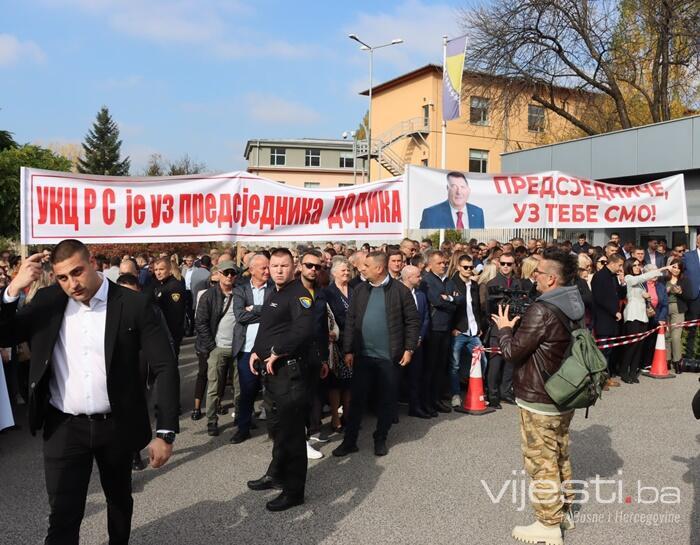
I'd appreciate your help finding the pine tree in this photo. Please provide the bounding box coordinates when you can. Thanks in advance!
[78,106,130,175]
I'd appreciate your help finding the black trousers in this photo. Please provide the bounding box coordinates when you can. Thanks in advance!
[685,298,700,358]
[407,345,425,412]
[264,360,309,497]
[621,320,648,380]
[486,337,513,401]
[184,290,194,335]
[43,407,133,545]
[344,356,400,445]
[423,331,451,408]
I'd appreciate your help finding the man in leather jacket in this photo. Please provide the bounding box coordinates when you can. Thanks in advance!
[492,248,584,545]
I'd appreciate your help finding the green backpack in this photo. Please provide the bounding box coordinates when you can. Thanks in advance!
[537,302,609,417]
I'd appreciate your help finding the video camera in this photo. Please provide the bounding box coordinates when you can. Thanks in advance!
[487,286,534,320]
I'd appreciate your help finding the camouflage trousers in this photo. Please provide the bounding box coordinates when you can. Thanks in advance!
[518,408,575,526]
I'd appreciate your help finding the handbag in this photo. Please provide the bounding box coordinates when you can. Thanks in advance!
[645,299,656,318]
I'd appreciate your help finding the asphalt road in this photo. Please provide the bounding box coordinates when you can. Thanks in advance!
[1,338,699,545]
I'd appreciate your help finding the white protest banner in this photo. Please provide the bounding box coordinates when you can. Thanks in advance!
[20,169,406,243]
[406,165,687,229]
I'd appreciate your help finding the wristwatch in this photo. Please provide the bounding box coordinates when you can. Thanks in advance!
[156,432,176,444]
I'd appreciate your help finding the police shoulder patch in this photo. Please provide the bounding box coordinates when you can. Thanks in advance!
[299,296,312,309]
[171,293,181,302]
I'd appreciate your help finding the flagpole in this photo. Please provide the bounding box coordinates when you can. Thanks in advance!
[439,34,447,248]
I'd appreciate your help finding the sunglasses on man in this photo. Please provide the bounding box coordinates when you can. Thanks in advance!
[460,265,474,270]
[303,262,323,271]
[220,269,237,277]
[499,261,514,267]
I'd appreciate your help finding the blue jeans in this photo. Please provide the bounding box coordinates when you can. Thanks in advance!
[236,352,260,434]
[450,334,487,395]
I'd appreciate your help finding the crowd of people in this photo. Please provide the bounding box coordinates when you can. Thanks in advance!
[2,232,700,542]
[2,233,698,436]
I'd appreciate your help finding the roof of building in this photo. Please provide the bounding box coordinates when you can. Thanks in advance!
[501,114,700,182]
[243,138,354,159]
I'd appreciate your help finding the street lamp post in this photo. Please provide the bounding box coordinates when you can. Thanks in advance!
[348,34,403,183]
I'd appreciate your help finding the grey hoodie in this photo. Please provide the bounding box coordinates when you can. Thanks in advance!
[536,285,585,323]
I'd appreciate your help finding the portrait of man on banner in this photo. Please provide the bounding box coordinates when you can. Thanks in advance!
[419,171,485,229]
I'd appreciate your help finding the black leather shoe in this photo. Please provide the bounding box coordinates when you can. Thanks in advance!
[266,491,304,512]
[408,409,431,419]
[247,475,282,491]
[489,400,502,410]
[434,402,452,413]
[374,439,388,456]
[191,408,202,421]
[632,377,640,384]
[424,407,438,417]
[132,452,145,471]
[501,396,516,405]
[230,430,251,444]
[207,422,219,436]
[332,442,359,457]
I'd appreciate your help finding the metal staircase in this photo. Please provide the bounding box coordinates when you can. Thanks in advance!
[357,116,430,176]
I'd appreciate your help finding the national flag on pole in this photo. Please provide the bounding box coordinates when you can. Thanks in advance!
[442,35,467,121]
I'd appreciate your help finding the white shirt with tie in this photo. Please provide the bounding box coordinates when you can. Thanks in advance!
[462,280,479,336]
[449,204,467,228]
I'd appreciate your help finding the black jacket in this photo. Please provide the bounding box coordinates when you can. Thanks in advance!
[153,275,186,341]
[423,271,459,332]
[232,279,275,356]
[343,276,420,362]
[194,285,233,355]
[0,283,180,450]
[451,274,483,334]
[591,266,625,337]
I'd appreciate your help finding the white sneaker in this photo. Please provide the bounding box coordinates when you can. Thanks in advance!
[451,394,461,408]
[512,520,563,545]
[309,432,329,444]
[306,441,323,460]
[337,406,343,415]
[258,408,267,420]
[230,410,236,419]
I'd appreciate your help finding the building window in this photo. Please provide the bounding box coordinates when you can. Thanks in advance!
[338,183,354,187]
[305,149,320,167]
[304,182,320,188]
[528,105,546,132]
[469,149,488,173]
[339,152,354,168]
[469,96,489,125]
[422,104,430,126]
[270,147,285,166]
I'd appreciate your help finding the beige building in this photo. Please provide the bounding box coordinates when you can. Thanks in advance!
[244,138,368,188]
[361,64,587,180]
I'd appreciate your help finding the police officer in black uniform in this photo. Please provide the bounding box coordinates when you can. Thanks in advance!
[247,248,314,512]
[152,257,186,359]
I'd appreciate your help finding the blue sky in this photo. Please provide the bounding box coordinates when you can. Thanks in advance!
[1,0,475,173]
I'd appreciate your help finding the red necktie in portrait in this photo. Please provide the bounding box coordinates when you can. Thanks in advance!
[456,211,464,229]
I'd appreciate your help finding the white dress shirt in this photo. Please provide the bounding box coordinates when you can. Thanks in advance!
[243,281,267,353]
[463,280,479,336]
[2,275,111,415]
[50,275,111,415]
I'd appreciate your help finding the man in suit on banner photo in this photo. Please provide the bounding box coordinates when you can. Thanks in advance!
[419,171,485,229]
[0,239,180,545]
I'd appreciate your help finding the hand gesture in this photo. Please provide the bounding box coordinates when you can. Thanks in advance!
[263,353,280,375]
[491,304,520,330]
[7,253,43,298]
[249,353,259,375]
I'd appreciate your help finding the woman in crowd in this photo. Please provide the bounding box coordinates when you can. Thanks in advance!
[170,254,183,282]
[665,258,689,373]
[576,253,594,329]
[447,251,466,278]
[594,253,608,273]
[640,264,669,370]
[323,258,353,432]
[519,256,539,296]
[620,258,671,383]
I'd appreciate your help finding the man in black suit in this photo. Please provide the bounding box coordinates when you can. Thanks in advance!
[591,253,626,387]
[0,240,179,545]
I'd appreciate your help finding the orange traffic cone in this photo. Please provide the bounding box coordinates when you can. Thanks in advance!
[455,347,496,415]
[644,325,676,379]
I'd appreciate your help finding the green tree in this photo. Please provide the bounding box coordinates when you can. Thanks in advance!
[0,145,72,237]
[78,106,130,175]
[142,153,207,176]
[355,111,368,141]
[0,130,17,152]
